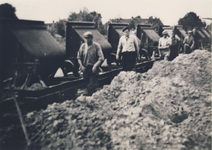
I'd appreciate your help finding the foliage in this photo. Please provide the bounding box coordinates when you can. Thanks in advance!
[48,21,57,36]
[148,16,164,31]
[127,16,163,31]
[178,12,206,29]
[0,3,18,19]
[48,19,67,38]
[129,20,136,30]
[54,19,67,38]
[68,7,106,35]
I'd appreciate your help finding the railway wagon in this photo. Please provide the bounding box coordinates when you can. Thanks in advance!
[107,23,128,52]
[107,23,152,61]
[159,26,182,52]
[136,24,160,58]
[158,25,170,37]
[0,18,84,112]
[66,21,114,65]
[199,27,211,48]
[174,25,187,41]
[185,26,208,49]
[174,26,187,52]
[159,25,187,40]
[1,19,154,112]
[66,21,155,78]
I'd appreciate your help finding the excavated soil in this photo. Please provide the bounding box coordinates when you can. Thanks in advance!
[0,50,211,150]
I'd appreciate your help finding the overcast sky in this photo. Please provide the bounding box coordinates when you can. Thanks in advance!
[1,0,211,25]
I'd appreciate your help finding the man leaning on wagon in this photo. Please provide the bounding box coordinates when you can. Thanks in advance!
[77,31,104,96]
[183,30,195,54]
[116,26,140,71]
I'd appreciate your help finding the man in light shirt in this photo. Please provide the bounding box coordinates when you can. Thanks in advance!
[116,26,140,71]
[77,31,104,95]
[158,30,171,60]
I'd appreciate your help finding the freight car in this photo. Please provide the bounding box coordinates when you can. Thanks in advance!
[0,18,79,112]
[159,25,187,53]
[184,26,210,49]
[108,23,152,61]
[1,19,154,112]
[136,24,160,58]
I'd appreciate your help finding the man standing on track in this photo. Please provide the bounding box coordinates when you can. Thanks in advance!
[116,26,140,71]
[77,31,104,96]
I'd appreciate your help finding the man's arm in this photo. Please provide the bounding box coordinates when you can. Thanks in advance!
[161,37,171,49]
[199,39,203,49]
[92,44,104,73]
[77,45,86,72]
[134,36,140,61]
[151,50,156,60]
[183,37,188,46]
[190,38,195,49]
[158,38,163,49]
[116,37,123,60]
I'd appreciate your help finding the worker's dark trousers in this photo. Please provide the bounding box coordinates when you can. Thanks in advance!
[168,45,179,61]
[184,45,192,54]
[83,66,98,95]
[121,52,136,71]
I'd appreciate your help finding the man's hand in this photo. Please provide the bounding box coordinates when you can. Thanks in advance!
[151,56,155,60]
[92,65,98,73]
[116,54,119,61]
[80,65,86,72]
[190,45,194,50]
[137,56,141,63]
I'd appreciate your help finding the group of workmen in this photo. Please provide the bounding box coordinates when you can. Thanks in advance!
[153,28,202,61]
[77,26,202,95]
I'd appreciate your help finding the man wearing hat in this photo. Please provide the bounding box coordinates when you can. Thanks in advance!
[77,31,104,95]
[183,30,195,54]
[157,30,171,60]
[116,26,140,71]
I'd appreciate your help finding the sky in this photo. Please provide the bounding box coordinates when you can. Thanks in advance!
[0,0,211,25]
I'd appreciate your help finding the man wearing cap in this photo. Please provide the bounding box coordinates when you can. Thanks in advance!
[183,30,195,54]
[77,31,104,95]
[116,26,140,71]
[157,30,171,60]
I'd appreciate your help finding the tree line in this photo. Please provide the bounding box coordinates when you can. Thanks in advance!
[0,3,211,38]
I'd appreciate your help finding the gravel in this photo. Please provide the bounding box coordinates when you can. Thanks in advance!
[1,50,211,150]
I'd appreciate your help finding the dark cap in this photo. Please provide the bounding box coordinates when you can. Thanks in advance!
[83,31,93,39]
[122,26,129,32]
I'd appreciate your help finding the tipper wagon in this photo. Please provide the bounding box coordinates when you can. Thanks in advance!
[1,19,154,112]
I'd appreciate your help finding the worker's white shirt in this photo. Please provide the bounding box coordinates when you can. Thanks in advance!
[117,34,139,53]
[158,36,171,48]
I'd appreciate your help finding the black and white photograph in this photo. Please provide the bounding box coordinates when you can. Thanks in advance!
[0,0,211,149]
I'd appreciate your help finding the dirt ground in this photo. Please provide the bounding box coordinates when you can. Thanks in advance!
[0,50,211,150]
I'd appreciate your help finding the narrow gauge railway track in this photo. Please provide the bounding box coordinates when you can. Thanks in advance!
[1,60,154,113]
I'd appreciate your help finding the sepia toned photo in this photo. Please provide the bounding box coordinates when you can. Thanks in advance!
[0,0,211,149]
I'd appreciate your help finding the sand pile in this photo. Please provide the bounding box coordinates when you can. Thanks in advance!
[1,50,211,150]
